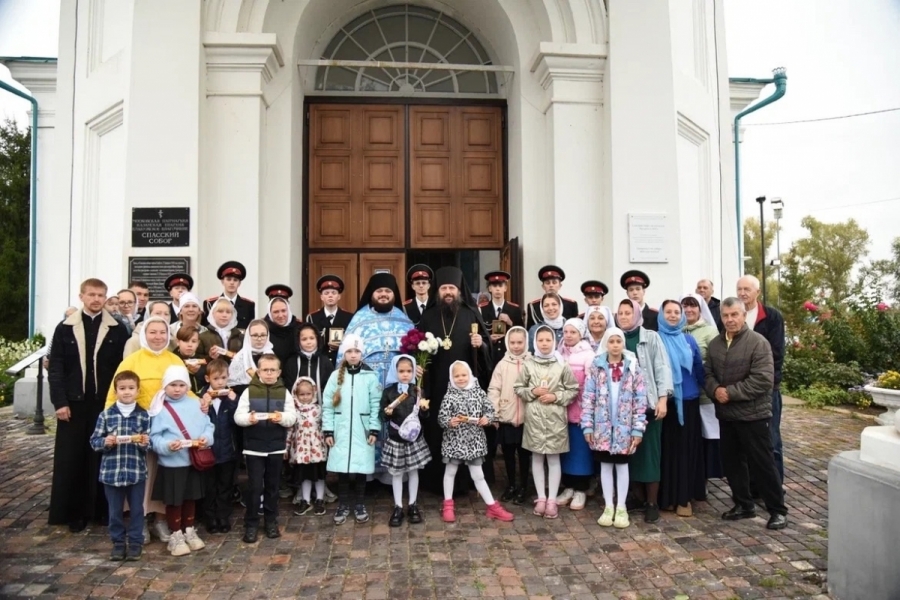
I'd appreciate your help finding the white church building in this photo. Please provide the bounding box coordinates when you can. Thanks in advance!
[3,0,749,336]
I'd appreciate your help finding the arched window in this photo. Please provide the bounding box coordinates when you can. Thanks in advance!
[314,4,500,95]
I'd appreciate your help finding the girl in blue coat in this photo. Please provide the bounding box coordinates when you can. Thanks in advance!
[322,334,382,526]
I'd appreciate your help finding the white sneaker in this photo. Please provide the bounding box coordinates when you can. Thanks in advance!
[151,520,172,543]
[183,526,205,551]
[324,486,338,504]
[555,488,575,506]
[597,506,614,527]
[570,491,587,511]
[167,531,191,556]
[613,507,630,529]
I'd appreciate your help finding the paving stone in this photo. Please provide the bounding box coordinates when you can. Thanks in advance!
[0,406,864,598]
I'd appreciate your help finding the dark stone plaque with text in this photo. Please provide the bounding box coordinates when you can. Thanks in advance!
[132,208,190,247]
[128,257,191,300]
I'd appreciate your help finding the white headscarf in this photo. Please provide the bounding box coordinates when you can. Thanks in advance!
[139,316,171,356]
[385,354,416,394]
[148,364,191,417]
[599,326,626,355]
[338,333,365,358]
[178,292,202,313]
[563,317,586,338]
[532,324,563,363]
[228,321,273,386]
[539,293,565,329]
[209,297,238,348]
[291,376,319,407]
[503,325,529,358]
[583,306,614,339]
[680,293,716,327]
[267,296,294,325]
[448,360,477,390]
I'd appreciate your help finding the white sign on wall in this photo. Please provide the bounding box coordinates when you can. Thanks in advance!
[628,213,669,263]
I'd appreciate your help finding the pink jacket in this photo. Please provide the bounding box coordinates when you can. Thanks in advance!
[559,340,595,424]
[487,350,530,426]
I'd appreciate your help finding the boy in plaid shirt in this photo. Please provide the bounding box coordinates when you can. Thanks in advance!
[90,371,151,561]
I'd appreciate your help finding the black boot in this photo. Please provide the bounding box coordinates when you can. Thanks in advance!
[513,487,528,505]
[407,504,423,524]
[389,506,404,527]
[242,526,258,543]
[500,486,517,502]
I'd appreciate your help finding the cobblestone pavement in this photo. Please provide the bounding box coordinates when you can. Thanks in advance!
[0,406,867,599]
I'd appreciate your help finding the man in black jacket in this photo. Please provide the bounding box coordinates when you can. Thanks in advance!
[696,278,724,332]
[704,297,787,530]
[47,278,129,531]
[737,275,786,482]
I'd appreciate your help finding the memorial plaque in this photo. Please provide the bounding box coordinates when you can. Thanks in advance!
[132,207,190,247]
[128,257,191,300]
[628,213,669,263]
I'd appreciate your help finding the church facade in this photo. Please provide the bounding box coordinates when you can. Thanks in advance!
[4,0,742,336]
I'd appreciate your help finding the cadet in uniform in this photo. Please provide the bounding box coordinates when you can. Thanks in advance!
[577,280,609,318]
[203,261,256,329]
[305,275,352,365]
[479,270,524,357]
[525,265,579,329]
[402,264,434,326]
[164,273,194,324]
[620,270,658,331]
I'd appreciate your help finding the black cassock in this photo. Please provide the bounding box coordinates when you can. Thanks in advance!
[417,305,495,494]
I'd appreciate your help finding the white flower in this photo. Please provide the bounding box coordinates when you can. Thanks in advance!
[428,339,441,353]
[425,332,435,340]
[418,341,429,351]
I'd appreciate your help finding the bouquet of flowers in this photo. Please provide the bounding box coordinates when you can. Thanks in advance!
[399,328,442,394]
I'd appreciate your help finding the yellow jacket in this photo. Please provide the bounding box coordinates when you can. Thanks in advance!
[106,349,187,410]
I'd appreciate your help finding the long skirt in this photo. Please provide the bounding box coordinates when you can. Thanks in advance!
[659,399,707,508]
[629,418,662,483]
[560,423,594,476]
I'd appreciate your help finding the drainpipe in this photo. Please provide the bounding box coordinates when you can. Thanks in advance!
[733,67,787,274]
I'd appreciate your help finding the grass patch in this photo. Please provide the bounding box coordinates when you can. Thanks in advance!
[759,576,784,588]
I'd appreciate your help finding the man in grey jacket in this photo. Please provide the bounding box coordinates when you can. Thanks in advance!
[704,297,788,530]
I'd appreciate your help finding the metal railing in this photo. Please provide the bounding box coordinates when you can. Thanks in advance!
[5,346,49,435]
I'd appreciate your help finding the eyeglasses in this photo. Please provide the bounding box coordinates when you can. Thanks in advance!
[249,334,268,339]
[119,301,134,306]
[259,368,280,373]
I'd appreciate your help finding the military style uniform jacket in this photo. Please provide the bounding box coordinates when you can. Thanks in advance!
[642,304,659,331]
[525,297,579,330]
[479,300,524,357]
[403,297,435,326]
[306,307,353,364]
[202,294,256,330]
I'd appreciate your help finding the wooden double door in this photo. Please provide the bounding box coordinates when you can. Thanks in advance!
[306,102,505,312]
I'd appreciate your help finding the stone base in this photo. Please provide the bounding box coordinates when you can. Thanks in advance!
[13,368,51,419]
[860,426,900,471]
[828,451,900,600]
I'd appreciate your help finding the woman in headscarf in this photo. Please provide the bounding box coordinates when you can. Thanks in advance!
[656,301,706,517]
[106,316,190,543]
[228,319,273,396]
[125,301,175,357]
[527,293,565,352]
[583,306,614,353]
[555,318,597,511]
[680,293,724,480]
[169,292,207,344]
[264,295,300,366]
[199,298,244,364]
[615,298,672,524]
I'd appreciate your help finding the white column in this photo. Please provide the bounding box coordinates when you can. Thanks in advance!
[3,61,60,337]
[608,0,682,304]
[531,44,607,312]
[202,32,284,301]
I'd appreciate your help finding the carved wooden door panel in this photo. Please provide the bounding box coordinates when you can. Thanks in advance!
[359,253,407,302]
[306,253,358,314]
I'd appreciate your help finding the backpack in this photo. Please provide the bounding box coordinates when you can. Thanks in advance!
[391,398,422,442]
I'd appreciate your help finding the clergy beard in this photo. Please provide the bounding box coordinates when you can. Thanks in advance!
[440,295,461,318]
[371,298,394,313]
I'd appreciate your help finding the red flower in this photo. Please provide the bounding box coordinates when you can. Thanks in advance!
[803,301,819,312]
[877,302,890,312]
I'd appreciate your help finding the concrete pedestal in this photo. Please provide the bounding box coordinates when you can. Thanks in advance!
[828,450,900,600]
[13,368,51,419]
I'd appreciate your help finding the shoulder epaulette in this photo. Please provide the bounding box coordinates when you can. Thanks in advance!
[403,299,413,305]
[205,295,220,302]
[529,298,541,304]
[478,301,489,307]
[507,301,519,307]
[648,307,659,312]
[562,296,577,303]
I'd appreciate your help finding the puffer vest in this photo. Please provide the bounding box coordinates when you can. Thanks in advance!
[243,378,288,454]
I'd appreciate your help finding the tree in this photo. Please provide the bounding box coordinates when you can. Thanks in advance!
[778,248,816,332]
[743,217,780,301]
[793,216,869,304]
[0,119,30,340]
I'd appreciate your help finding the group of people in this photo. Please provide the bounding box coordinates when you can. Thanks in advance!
[46,258,788,562]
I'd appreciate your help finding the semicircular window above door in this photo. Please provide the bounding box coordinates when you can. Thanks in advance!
[315,4,500,95]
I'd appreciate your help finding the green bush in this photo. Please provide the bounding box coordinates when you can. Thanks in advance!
[0,336,45,407]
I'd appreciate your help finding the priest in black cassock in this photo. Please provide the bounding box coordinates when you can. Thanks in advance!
[417,267,495,494]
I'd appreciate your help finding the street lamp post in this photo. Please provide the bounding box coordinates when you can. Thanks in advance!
[757,196,767,306]
[771,198,784,306]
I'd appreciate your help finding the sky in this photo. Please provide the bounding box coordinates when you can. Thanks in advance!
[1,0,898,262]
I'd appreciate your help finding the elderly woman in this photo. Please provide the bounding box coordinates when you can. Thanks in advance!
[681,293,723,480]
[616,299,672,524]
[107,316,190,544]
[125,301,177,357]
[527,293,565,351]
[169,292,207,344]
[583,306,614,353]
[656,301,706,517]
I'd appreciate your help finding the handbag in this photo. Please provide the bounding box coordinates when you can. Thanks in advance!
[164,402,215,471]
[390,391,422,442]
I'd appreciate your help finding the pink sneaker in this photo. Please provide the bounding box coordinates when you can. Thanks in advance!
[533,498,547,516]
[485,502,514,522]
[544,500,559,519]
[441,499,456,523]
